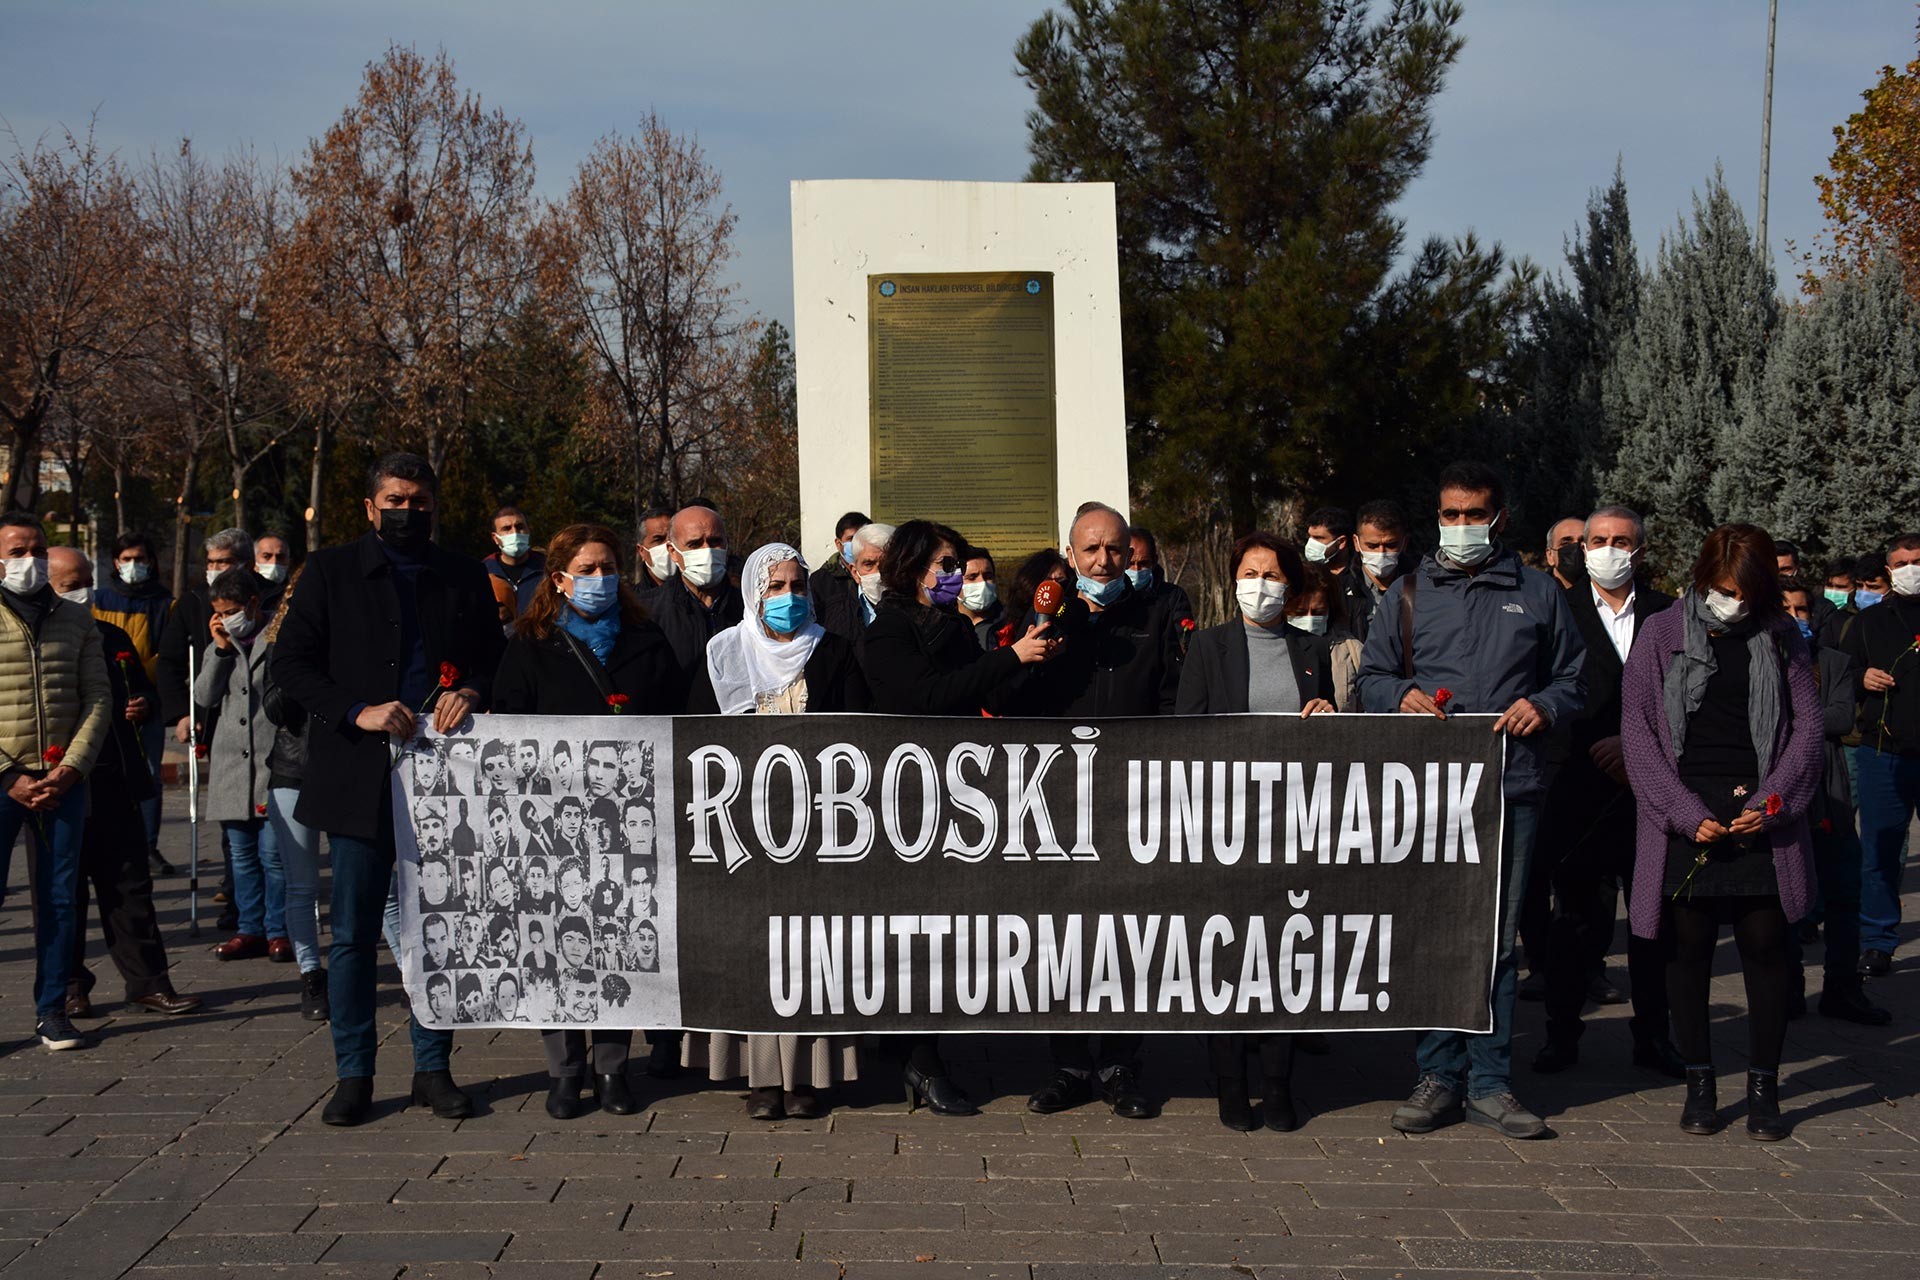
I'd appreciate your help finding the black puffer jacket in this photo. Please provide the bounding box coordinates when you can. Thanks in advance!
[858,595,1022,716]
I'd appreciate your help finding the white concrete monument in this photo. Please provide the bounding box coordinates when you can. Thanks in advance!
[791,180,1128,566]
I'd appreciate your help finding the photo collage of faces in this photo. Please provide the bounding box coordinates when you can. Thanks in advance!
[398,730,675,1028]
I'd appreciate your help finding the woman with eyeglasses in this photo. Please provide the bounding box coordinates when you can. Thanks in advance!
[858,519,1061,1115]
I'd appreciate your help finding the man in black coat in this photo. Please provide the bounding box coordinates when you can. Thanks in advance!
[1020,503,1182,1120]
[48,548,200,1019]
[647,505,742,699]
[271,452,504,1127]
[816,521,889,643]
[1530,505,1684,1078]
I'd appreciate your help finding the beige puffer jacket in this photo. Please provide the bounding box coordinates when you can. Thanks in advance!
[0,596,112,779]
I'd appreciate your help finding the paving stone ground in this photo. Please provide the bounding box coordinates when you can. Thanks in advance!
[2,807,1916,1279]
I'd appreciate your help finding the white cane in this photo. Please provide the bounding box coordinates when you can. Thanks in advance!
[187,640,201,937]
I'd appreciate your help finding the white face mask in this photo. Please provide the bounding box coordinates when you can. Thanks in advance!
[222,610,261,641]
[1705,589,1749,626]
[1360,549,1399,579]
[960,580,997,612]
[205,567,224,588]
[1302,538,1333,564]
[1437,522,1497,568]
[677,546,725,589]
[859,571,883,604]
[3,555,48,596]
[116,560,151,586]
[1586,546,1636,590]
[1234,577,1288,624]
[1892,563,1920,597]
[646,543,677,582]
[255,562,289,584]
[1287,612,1328,635]
[496,532,530,558]
[57,585,93,607]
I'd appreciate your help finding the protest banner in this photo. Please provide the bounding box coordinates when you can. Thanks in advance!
[392,713,1505,1035]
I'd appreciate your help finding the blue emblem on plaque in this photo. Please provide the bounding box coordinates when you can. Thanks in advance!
[1026,278,1042,295]
[879,280,896,297]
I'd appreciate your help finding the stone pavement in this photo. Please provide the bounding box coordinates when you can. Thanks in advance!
[1,811,1916,1280]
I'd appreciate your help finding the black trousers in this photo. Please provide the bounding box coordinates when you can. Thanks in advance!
[1542,796,1667,1044]
[1049,1034,1142,1076]
[68,788,172,1001]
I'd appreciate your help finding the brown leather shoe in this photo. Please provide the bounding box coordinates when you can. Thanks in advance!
[214,934,268,961]
[64,993,95,1019]
[129,991,202,1016]
[267,937,294,964]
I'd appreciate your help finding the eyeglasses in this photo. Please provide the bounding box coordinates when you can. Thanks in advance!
[928,556,963,574]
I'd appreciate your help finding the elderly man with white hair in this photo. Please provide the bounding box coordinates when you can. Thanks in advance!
[817,521,894,641]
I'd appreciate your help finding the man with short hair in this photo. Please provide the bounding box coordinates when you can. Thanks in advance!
[1345,500,1410,641]
[484,506,546,627]
[1529,507,1684,1078]
[271,452,504,1126]
[1302,505,1353,574]
[1544,517,1586,590]
[649,505,742,696]
[1775,539,1802,579]
[1845,532,1920,978]
[1358,461,1586,1140]
[47,547,200,1019]
[0,513,112,1051]
[92,530,177,877]
[807,509,870,604]
[1816,559,1860,652]
[255,533,294,587]
[1124,526,1194,626]
[819,521,892,641]
[957,546,1004,650]
[1021,501,1184,1122]
[632,506,676,593]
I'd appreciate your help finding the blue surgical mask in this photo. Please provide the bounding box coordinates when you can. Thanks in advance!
[762,591,811,634]
[1795,618,1814,641]
[840,540,856,567]
[1077,574,1126,608]
[1125,566,1154,592]
[567,573,620,617]
[1855,589,1885,609]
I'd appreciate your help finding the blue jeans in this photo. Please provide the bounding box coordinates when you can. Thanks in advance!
[267,789,322,972]
[1,782,89,1019]
[327,807,451,1079]
[1416,799,1538,1100]
[1856,746,1920,956]
[138,719,165,850]
[222,817,284,939]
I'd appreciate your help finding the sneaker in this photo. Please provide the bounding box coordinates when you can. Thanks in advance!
[1390,1076,1461,1134]
[37,1014,86,1051]
[1466,1091,1549,1139]
[300,969,330,1022]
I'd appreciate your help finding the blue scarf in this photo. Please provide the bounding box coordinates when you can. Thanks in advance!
[558,608,621,664]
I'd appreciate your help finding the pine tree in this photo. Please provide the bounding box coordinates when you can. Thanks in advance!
[1603,171,1777,574]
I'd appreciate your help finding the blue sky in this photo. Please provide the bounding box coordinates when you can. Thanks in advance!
[3,0,1914,329]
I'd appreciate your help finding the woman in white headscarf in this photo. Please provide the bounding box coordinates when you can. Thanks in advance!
[684,543,867,1119]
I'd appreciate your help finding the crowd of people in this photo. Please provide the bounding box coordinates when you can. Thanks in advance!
[1,451,1914,1145]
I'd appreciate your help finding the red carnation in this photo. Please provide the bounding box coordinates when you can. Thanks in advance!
[606,693,630,714]
[255,803,268,817]
[1434,688,1453,709]
[114,650,135,664]
[1178,617,1197,633]
[1817,818,1834,834]
[438,661,459,689]
[1764,793,1783,818]
[194,743,209,760]
[42,744,65,767]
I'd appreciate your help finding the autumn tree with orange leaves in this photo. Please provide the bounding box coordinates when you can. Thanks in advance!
[1812,18,1920,292]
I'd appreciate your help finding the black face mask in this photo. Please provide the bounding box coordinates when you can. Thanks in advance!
[1554,542,1586,583]
[377,507,431,549]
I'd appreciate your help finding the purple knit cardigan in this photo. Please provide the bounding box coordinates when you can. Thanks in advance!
[1619,602,1823,939]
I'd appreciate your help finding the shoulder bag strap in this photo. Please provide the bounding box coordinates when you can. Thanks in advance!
[1399,570,1417,681]
[554,629,621,705]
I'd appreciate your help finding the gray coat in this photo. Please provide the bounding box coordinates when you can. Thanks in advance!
[193,637,275,822]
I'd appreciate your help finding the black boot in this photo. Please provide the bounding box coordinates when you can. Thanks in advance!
[1632,1030,1687,1080]
[1215,1080,1256,1132]
[299,968,330,1022]
[1680,1067,1719,1135]
[546,1076,582,1120]
[322,1076,374,1127]
[1746,1070,1789,1142]
[410,1069,475,1120]
[1260,1077,1299,1133]
[904,1063,979,1117]
[748,1086,784,1121]
[594,1071,638,1116]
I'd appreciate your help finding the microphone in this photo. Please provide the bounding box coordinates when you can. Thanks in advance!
[1032,579,1068,621]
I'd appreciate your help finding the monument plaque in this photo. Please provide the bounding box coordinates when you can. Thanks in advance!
[867,271,1059,562]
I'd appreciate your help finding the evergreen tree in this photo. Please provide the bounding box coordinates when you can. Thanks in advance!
[1603,171,1776,574]
[1016,0,1521,541]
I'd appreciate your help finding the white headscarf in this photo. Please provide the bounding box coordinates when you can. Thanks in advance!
[704,542,824,714]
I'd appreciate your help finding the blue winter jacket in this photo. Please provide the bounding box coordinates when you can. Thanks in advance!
[1355,547,1587,800]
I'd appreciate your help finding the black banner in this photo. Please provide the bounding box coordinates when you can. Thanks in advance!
[393,713,1504,1034]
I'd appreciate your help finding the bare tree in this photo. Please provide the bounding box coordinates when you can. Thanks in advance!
[276,43,538,522]
[546,114,745,528]
[0,119,149,511]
